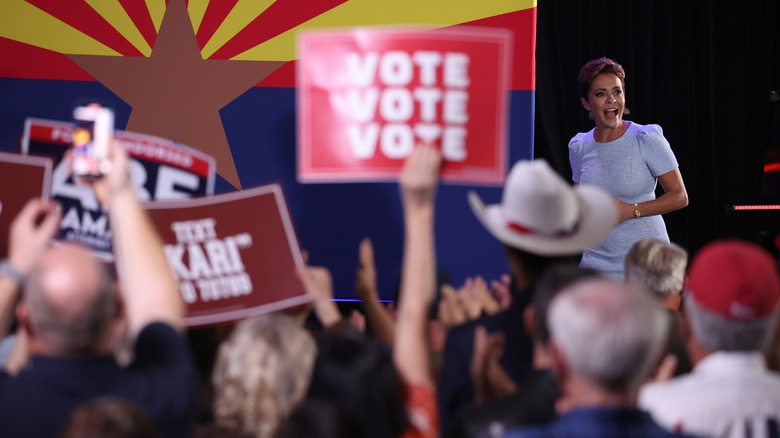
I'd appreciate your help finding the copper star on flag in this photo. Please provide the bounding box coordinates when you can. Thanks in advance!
[69,0,283,189]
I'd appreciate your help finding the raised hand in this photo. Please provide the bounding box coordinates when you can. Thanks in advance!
[85,140,133,211]
[355,237,378,302]
[400,145,442,213]
[438,283,469,331]
[437,276,508,331]
[8,198,62,275]
[490,274,513,310]
[471,325,517,405]
[2,198,62,342]
[296,265,341,328]
[354,237,396,345]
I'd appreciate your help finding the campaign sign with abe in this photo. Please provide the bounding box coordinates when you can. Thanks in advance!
[0,152,53,260]
[298,26,512,184]
[146,184,308,327]
[23,118,216,260]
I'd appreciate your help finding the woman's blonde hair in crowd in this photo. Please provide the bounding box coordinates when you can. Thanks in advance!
[212,314,316,438]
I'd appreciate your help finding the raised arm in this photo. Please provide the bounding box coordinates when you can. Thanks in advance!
[93,141,184,336]
[355,237,396,345]
[613,167,688,223]
[394,146,441,387]
[0,199,61,340]
[296,264,342,329]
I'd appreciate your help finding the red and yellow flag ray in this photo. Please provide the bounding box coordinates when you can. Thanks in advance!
[0,0,536,187]
[1,0,535,80]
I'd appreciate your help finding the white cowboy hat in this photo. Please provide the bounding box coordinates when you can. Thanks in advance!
[469,159,616,256]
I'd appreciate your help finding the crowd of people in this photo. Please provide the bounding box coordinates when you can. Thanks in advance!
[0,57,779,438]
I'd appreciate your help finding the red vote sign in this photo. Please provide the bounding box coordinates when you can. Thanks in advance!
[297,26,512,184]
[145,184,309,327]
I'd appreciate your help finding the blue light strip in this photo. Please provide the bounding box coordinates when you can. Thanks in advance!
[330,298,395,303]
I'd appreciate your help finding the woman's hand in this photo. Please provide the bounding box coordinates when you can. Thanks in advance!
[612,168,688,224]
[612,197,636,224]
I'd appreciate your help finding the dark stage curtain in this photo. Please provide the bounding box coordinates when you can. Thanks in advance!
[533,0,780,257]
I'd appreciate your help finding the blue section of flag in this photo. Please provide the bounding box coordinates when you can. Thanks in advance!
[0,78,534,299]
[0,78,131,152]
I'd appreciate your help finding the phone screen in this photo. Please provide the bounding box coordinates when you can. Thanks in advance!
[73,104,114,177]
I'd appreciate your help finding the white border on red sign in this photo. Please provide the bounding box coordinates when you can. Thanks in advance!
[185,295,312,327]
[0,150,53,200]
[144,184,308,326]
[296,25,512,185]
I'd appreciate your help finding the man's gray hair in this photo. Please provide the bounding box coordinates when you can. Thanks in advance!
[25,259,117,355]
[625,238,687,298]
[549,279,669,393]
[685,294,778,352]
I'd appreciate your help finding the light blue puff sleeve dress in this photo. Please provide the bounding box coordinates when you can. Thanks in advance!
[569,122,679,279]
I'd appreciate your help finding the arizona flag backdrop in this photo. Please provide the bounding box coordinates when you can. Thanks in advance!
[0,0,536,301]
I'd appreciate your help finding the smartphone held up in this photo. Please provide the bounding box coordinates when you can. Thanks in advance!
[72,103,114,178]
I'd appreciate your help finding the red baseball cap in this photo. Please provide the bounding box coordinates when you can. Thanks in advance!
[688,239,780,320]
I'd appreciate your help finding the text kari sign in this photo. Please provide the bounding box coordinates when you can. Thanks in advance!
[23,118,216,260]
[146,184,309,327]
[297,27,512,184]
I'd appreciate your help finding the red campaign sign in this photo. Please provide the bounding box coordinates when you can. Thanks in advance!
[297,26,512,184]
[145,184,309,327]
[0,152,53,260]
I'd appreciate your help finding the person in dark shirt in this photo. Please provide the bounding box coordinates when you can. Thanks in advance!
[505,279,696,438]
[445,265,601,438]
[438,159,616,429]
[0,140,199,438]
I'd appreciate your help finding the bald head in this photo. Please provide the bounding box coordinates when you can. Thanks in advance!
[23,244,117,355]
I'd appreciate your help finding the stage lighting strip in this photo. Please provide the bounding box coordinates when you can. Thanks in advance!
[731,205,780,211]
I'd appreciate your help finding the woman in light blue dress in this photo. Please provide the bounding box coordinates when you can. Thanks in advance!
[569,58,688,279]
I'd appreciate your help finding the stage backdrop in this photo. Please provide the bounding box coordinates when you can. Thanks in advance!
[0,0,536,301]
